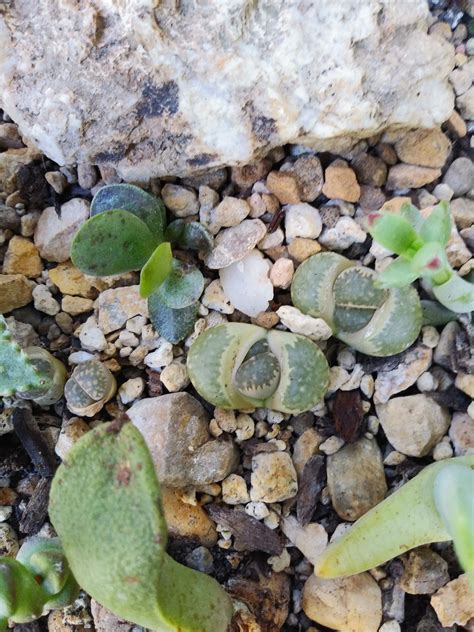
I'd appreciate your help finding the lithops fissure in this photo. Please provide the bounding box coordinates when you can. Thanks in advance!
[187,323,330,413]
[65,361,117,417]
[291,252,422,356]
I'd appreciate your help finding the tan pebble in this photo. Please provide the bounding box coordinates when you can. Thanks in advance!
[266,171,301,204]
[386,164,441,190]
[49,262,104,298]
[61,295,94,315]
[322,159,360,202]
[162,487,217,546]
[431,574,474,627]
[270,258,294,289]
[287,237,322,262]
[3,236,43,278]
[0,273,32,313]
[445,110,467,137]
[394,129,451,168]
[252,310,280,329]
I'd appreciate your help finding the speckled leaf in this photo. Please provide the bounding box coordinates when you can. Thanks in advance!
[139,242,173,298]
[148,293,198,344]
[153,260,204,309]
[71,210,156,276]
[91,184,166,241]
[166,219,214,251]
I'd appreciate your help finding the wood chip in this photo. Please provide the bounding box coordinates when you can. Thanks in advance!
[19,477,51,535]
[207,504,283,555]
[296,455,326,526]
[332,389,364,443]
[12,407,56,477]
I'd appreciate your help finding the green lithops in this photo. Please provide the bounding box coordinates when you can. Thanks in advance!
[49,422,233,632]
[0,537,79,632]
[291,252,422,356]
[187,323,330,413]
[316,456,474,583]
[64,360,117,417]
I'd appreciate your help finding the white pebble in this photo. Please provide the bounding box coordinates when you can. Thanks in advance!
[277,305,332,341]
[32,284,60,315]
[118,329,139,347]
[160,359,190,392]
[202,279,234,314]
[319,436,345,455]
[268,548,291,572]
[144,342,174,369]
[433,438,453,461]
[337,347,356,370]
[270,258,294,289]
[126,315,147,334]
[422,326,440,348]
[383,450,406,466]
[78,318,107,352]
[416,371,437,392]
[119,377,145,404]
[285,203,322,241]
[245,501,270,520]
[220,249,273,317]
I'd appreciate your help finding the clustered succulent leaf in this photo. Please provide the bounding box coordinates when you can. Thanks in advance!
[0,537,79,631]
[316,456,474,587]
[187,322,330,413]
[71,184,214,343]
[368,202,474,313]
[290,252,422,356]
[49,421,233,632]
[64,360,117,417]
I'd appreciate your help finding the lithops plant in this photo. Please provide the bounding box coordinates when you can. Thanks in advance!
[368,202,474,313]
[187,323,330,413]
[0,537,79,632]
[316,456,474,586]
[291,252,422,356]
[49,421,233,632]
[0,316,66,404]
[71,184,213,343]
[65,360,116,417]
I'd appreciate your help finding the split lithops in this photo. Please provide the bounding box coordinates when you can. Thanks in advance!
[49,421,233,632]
[316,456,474,587]
[368,201,474,313]
[64,360,116,417]
[0,316,66,405]
[291,252,422,356]
[187,323,330,413]
[71,184,213,343]
[0,537,79,632]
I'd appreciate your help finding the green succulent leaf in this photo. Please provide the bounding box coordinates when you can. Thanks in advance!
[434,464,474,587]
[400,203,424,231]
[432,274,474,314]
[148,293,199,344]
[153,260,204,309]
[91,184,166,241]
[166,220,214,252]
[71,210,156,276]
[419,202,452,247]
[411,242,451,284]
[376,257,420,289]
[139,242,173,299]
[421,300,459,326]
[369,212,421,257]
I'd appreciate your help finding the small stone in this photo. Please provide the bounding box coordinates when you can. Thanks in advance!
[222,474,250,504]
[270,258,294,289]
[45,170,67,194]
[291,154,324,202]
[359,185,386,211]
[253,310,279,330]
[394,129,451,168]
[379,622,401,632]
[386,164,441,190]
[34,198,90,262]
[49,262,103,298]
[0,274,32,313]
[61,295,93,315]
[449,198,474,230]
[144,341,174,369]
[55,417,90,460]
[160,358,190,392]
[449,413,474,456]
[281,516,328,566]
[445,110,467,137]
[431,574,474,627]
[433,183,454,201]
[450,69,472,96]
[457,86,474,120]
[376,395,450,457]
[374,346,433,404]
[259,227,284,249]
[117,329,139,347]
[250,452,298,503]
[455,372,474,398]
[235,413,255,441]
[276,305,332,340]
[285,203,322,241]
[322,159,361,202]
[302,573,382,632]
[319,435,345,456]
[443,157,474,196]
[186,546,214,574]
[266,171,301,204]
[287,237,322,262]
[119,377,145,404]
[327,437,387,521]
[97,285,148,334]
[161,183,199,217]
[245,501,269,520]
[0,523,19,557]
[202,279,234,314]
[380,196,412,213]
[434,321,460,371]
[32,284,60,315]
[212,196,250,230]
[292,428,323,477]
[220,249,273,317]
[126,315,146,334]
[78,317,107,352]
[400,548,449,595]
[231,160,272,190]
[0,123,23,150]
[0,146,41,193]
[77,163,97,190]
[3,236,43,278]
[268,548,291,572]
[318,216,366,251]
[205,219,266,269]
[417,371,437,392]
[351,153,387,186]
[432,440,453,460]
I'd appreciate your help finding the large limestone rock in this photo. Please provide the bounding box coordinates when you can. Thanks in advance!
[0,1,453,180]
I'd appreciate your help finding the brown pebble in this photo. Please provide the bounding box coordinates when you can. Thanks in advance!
[266,171,301,204]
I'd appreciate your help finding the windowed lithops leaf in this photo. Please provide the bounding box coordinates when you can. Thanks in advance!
[434,463,474,585]
[419,201,452,247]
[91,183,166,241]
[377,256,420,288]
[166,219,214,252]
[148,293,198,344]
[71,210,156,276]
[368,213,421,256]
[139,242,173,298]
[432,274,474,314]
[152,260,204,309]
[333,267,388,333]
[235,347,281,400]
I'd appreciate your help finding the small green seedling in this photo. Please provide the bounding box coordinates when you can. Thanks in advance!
[187,323,330,413]
[316,457,474,587]
[49,421,233,632]
[0,316,66,405]
[0,537,79,631]
[71,184,213,343]
[368,202,474,313]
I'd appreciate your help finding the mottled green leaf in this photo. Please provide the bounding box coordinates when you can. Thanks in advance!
[377,256,420,288]
[369,213,421,256]
[154,260,204,309]
[71,210,156,276]
[166,220,214,251]
[139,242,173,298]
[419,202,452,247]
[148,293,198,344]
[91,184,166,241]
[421,300,458,326]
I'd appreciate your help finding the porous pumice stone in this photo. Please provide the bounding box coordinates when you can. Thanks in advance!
[220,249,273,317]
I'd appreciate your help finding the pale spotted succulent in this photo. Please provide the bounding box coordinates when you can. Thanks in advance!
[64,360,116,417]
